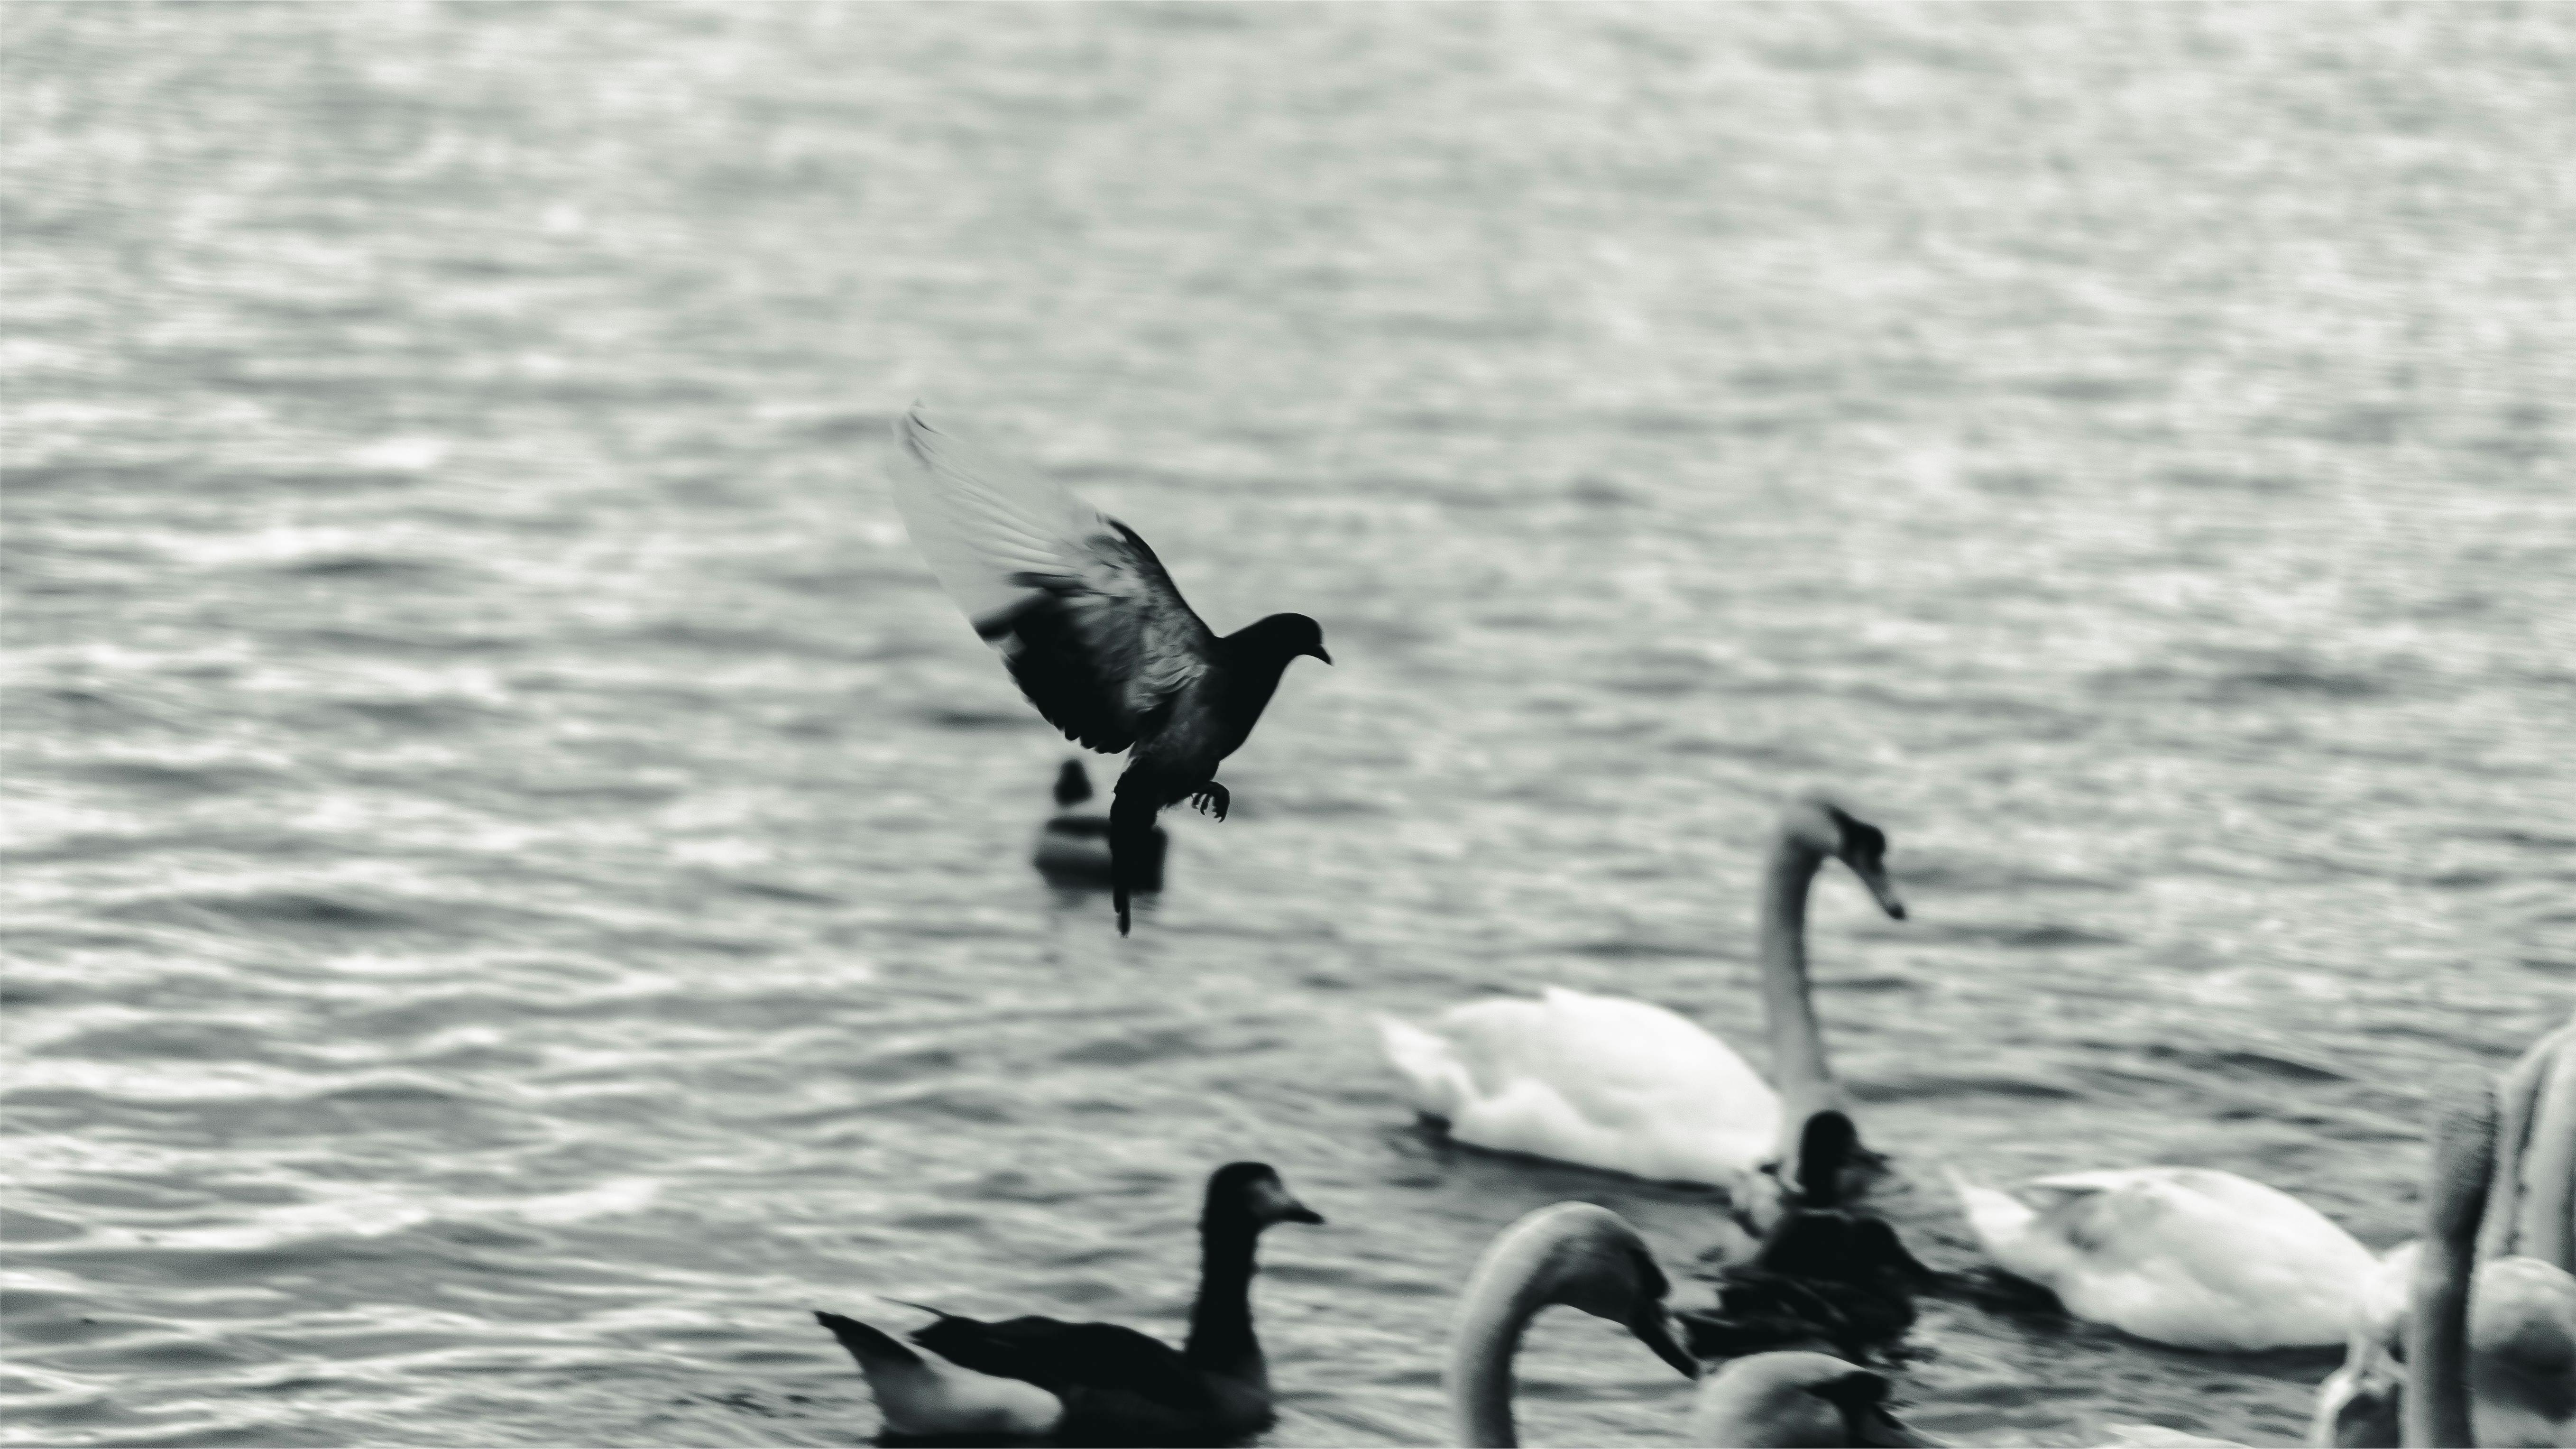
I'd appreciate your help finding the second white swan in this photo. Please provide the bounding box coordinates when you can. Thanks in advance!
[1376,792,1906,1194]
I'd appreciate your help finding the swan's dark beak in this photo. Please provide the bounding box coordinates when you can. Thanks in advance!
[1852,860,1906,920]
[1280,1199,1325,1226]
[1306,646,1333,665]
[1632,1304,1699,1379]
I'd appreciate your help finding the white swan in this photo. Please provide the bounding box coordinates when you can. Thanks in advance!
[1377,793,1906,1193]
[2314,1025,2576,1448]
[1445,1201,1933,1448]
[1946,1164,2375,1351]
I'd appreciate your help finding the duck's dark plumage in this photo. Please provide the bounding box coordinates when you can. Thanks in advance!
[890,408,1327,933]
[1687,1111,1930,1366]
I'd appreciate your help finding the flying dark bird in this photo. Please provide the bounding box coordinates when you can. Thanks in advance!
[814,1163,1325,1446]
[890,407,1329,932]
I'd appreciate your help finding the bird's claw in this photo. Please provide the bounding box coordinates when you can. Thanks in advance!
[1190,784,1230,822]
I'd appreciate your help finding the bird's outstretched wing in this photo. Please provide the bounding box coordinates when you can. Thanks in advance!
[890,406,1216,752]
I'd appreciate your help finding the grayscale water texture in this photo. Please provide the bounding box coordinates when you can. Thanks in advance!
[4,4,2572,1445]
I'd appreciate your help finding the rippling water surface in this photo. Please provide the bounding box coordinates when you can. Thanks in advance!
[6,5,2574,1446]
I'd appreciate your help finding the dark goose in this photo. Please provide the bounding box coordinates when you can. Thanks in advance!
[817,1163,1324,1446]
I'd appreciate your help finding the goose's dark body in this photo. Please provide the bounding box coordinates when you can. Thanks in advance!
[818,1163,1321,1447]
[889,408,1327,933]
[903,1315,1231,1447]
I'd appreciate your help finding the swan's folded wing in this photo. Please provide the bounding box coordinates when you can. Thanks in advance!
[891,407,1216,751]
[2005,1172,2199,1265]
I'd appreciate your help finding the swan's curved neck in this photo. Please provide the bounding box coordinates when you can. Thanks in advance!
[1449,1213,1602,1449]
[1760,837,1838,1119]
[1449,1268,1546,1447]
[2521,1048,2576,1269]
[2405,1095,2493,1449]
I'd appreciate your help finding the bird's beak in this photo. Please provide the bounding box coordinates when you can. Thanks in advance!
[1851,860,1906,920]
[1280,1199,1325,1227]
[1308,646,1333,665]
[1631,1304,1700,1379]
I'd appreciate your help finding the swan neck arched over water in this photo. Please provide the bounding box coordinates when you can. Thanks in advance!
[1447,1204,1695,1448]
[2405,1083,2494,1449]
[2484,1015,2576,1272]
[1763,795,1904,1188]
[1760,832,1836,1128]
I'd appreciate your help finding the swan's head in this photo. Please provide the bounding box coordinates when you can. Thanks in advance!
[1054,759,1094,807]
[1463,1202,1700,1378]
[1204,1162,1326,1232]
[1782,793,1905,920]
[1685,1351,1935,1447]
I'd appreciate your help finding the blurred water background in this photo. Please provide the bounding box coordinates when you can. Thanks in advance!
[5,4,2574,1445]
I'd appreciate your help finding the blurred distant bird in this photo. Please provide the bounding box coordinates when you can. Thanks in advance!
[890,407,1329,933]
[1033,760,1164,893]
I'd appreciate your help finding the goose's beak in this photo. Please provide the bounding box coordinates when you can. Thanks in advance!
[1280,1199,1325,1226]
[1852,861,1906,921]
[1631,1304,1700,1379]
[1307,646,1333,665]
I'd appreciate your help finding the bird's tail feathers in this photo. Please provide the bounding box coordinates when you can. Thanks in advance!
[816,1308,1062,1440]
[815,1310,924,1372]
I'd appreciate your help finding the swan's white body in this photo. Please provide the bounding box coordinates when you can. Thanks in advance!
[1948,1165,2374,1350]
[1377,988,1779,1186]
[1376,797,1906,1191]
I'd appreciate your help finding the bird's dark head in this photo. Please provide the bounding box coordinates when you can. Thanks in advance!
[1782,791,1904,921]
[1054,759,1094,807]
[1204,1161,1325,1232]
[1238,613,1331,666]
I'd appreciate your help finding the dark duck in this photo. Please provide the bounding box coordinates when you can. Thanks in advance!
[816,1163,1324,1446]
[1032,760,1163,892]
[890,407,1329,933]
[1686,1111,1932,1369]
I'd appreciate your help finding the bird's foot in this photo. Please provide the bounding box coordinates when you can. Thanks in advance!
[1189,783,1230,821]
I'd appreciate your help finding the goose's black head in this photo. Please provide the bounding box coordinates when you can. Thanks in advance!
[1232,613,1331,667]
[1203,1162,1325,1233]
[1784,792,1905,921]
[1054,759,1094,807]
